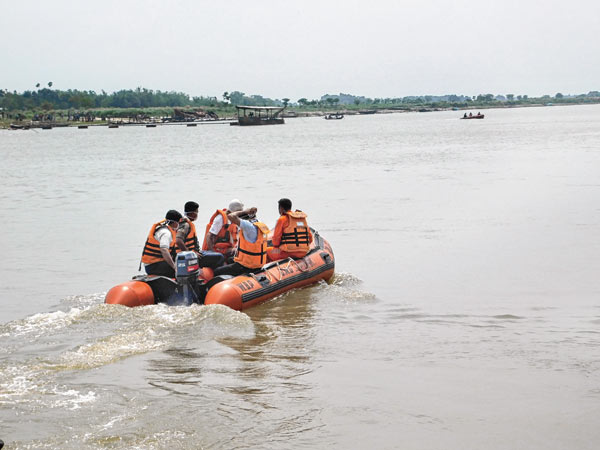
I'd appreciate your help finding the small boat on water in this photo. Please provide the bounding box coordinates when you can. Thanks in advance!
[105,230,334,311]
[461,113,485,119]
[231,105,285,126]
[324,113,344,120]
[9,124,30,130]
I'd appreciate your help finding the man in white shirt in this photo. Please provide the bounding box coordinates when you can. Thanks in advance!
[141,209,183,277]
[203,199,244,261]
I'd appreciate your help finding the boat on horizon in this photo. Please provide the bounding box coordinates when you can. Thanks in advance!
[230,105,285,126]
[461,113,485,119]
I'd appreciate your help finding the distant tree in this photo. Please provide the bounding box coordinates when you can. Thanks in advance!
[297,98,308,106]
[506,94,514,101]
[523,95,528,100]
[517,95,522,100]
[354,99,360,105]
[282,98,290,107]
[476,94,494,102]
[228,91,246,105]
[35,83,40,88]
[48,81,53,88]
[555,93,563,99]
[41,101,54,111]
[222,91,230,103]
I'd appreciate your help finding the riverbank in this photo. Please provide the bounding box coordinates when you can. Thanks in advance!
[1,99,598,130]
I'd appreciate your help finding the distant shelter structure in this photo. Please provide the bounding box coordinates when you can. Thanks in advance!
[231,105,285,126]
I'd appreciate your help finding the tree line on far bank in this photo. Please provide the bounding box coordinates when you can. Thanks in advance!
[1,85,599,114]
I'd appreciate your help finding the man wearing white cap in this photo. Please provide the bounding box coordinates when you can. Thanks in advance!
[201,199,244,261]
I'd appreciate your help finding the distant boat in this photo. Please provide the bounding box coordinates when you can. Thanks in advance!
[461,113,485,120]
[231,105,285,126]
[9,124,30,130]
[324,113,344,120]
[358,109,376,115]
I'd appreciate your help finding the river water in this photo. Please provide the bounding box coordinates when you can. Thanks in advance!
[1,105,599,449]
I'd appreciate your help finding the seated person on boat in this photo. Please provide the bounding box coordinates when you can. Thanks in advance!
[267,198,313,262]
[213,207,270,277]
[176,201,224,269]
[202,199,243,262]
[141,210,182,277]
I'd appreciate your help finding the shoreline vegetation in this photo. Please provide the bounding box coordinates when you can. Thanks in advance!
[1,87,599,129]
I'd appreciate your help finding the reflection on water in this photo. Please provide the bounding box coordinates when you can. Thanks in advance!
[1,105,600,449]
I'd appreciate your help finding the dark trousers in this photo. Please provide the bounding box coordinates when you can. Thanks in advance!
[213,262,252,277]
[145,261,175,278]
[198,251,225,269]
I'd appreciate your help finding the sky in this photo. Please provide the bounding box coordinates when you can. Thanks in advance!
[1,0,599,101]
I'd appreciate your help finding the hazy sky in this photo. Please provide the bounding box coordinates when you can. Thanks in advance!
[1,0,599,100]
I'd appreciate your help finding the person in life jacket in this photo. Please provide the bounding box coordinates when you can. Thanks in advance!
[213,206,270,277]
[202,199,244,261]
[175,201,225,269]
[267,198,313,262]
[141,209,182,277]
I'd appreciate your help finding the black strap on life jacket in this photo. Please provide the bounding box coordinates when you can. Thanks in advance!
[237,246,267,264]
[184,234,199,251]
[140,224,176,269]
[281,227,310,246]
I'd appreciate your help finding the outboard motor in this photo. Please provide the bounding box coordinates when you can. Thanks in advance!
[169,251,202,306]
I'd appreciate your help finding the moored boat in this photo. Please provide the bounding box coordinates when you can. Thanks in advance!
[231,105,285,126]
[105,230,334,311]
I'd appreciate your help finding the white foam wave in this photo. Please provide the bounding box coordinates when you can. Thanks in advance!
[51,387,97,410]
[49,330,166,371]
[329,271,363,287]
[0,308,87,338]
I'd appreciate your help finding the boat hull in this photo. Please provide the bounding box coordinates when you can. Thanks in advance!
[105,233,334,310]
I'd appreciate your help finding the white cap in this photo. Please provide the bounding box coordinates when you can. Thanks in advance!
[228,199,244,212]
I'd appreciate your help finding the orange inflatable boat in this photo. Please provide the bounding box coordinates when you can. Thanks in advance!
[105,230,334,311]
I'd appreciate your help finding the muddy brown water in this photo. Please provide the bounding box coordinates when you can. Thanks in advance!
[1,105,599,449]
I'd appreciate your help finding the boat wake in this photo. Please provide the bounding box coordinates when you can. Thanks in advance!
[0,293,255,412]
[313,272,378,303]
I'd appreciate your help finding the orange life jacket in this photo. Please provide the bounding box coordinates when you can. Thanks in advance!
[141,220,177,265]
[234,221,270,269]
[279,210,311,253]
[178,217,199,252]
[202,209,239,254]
